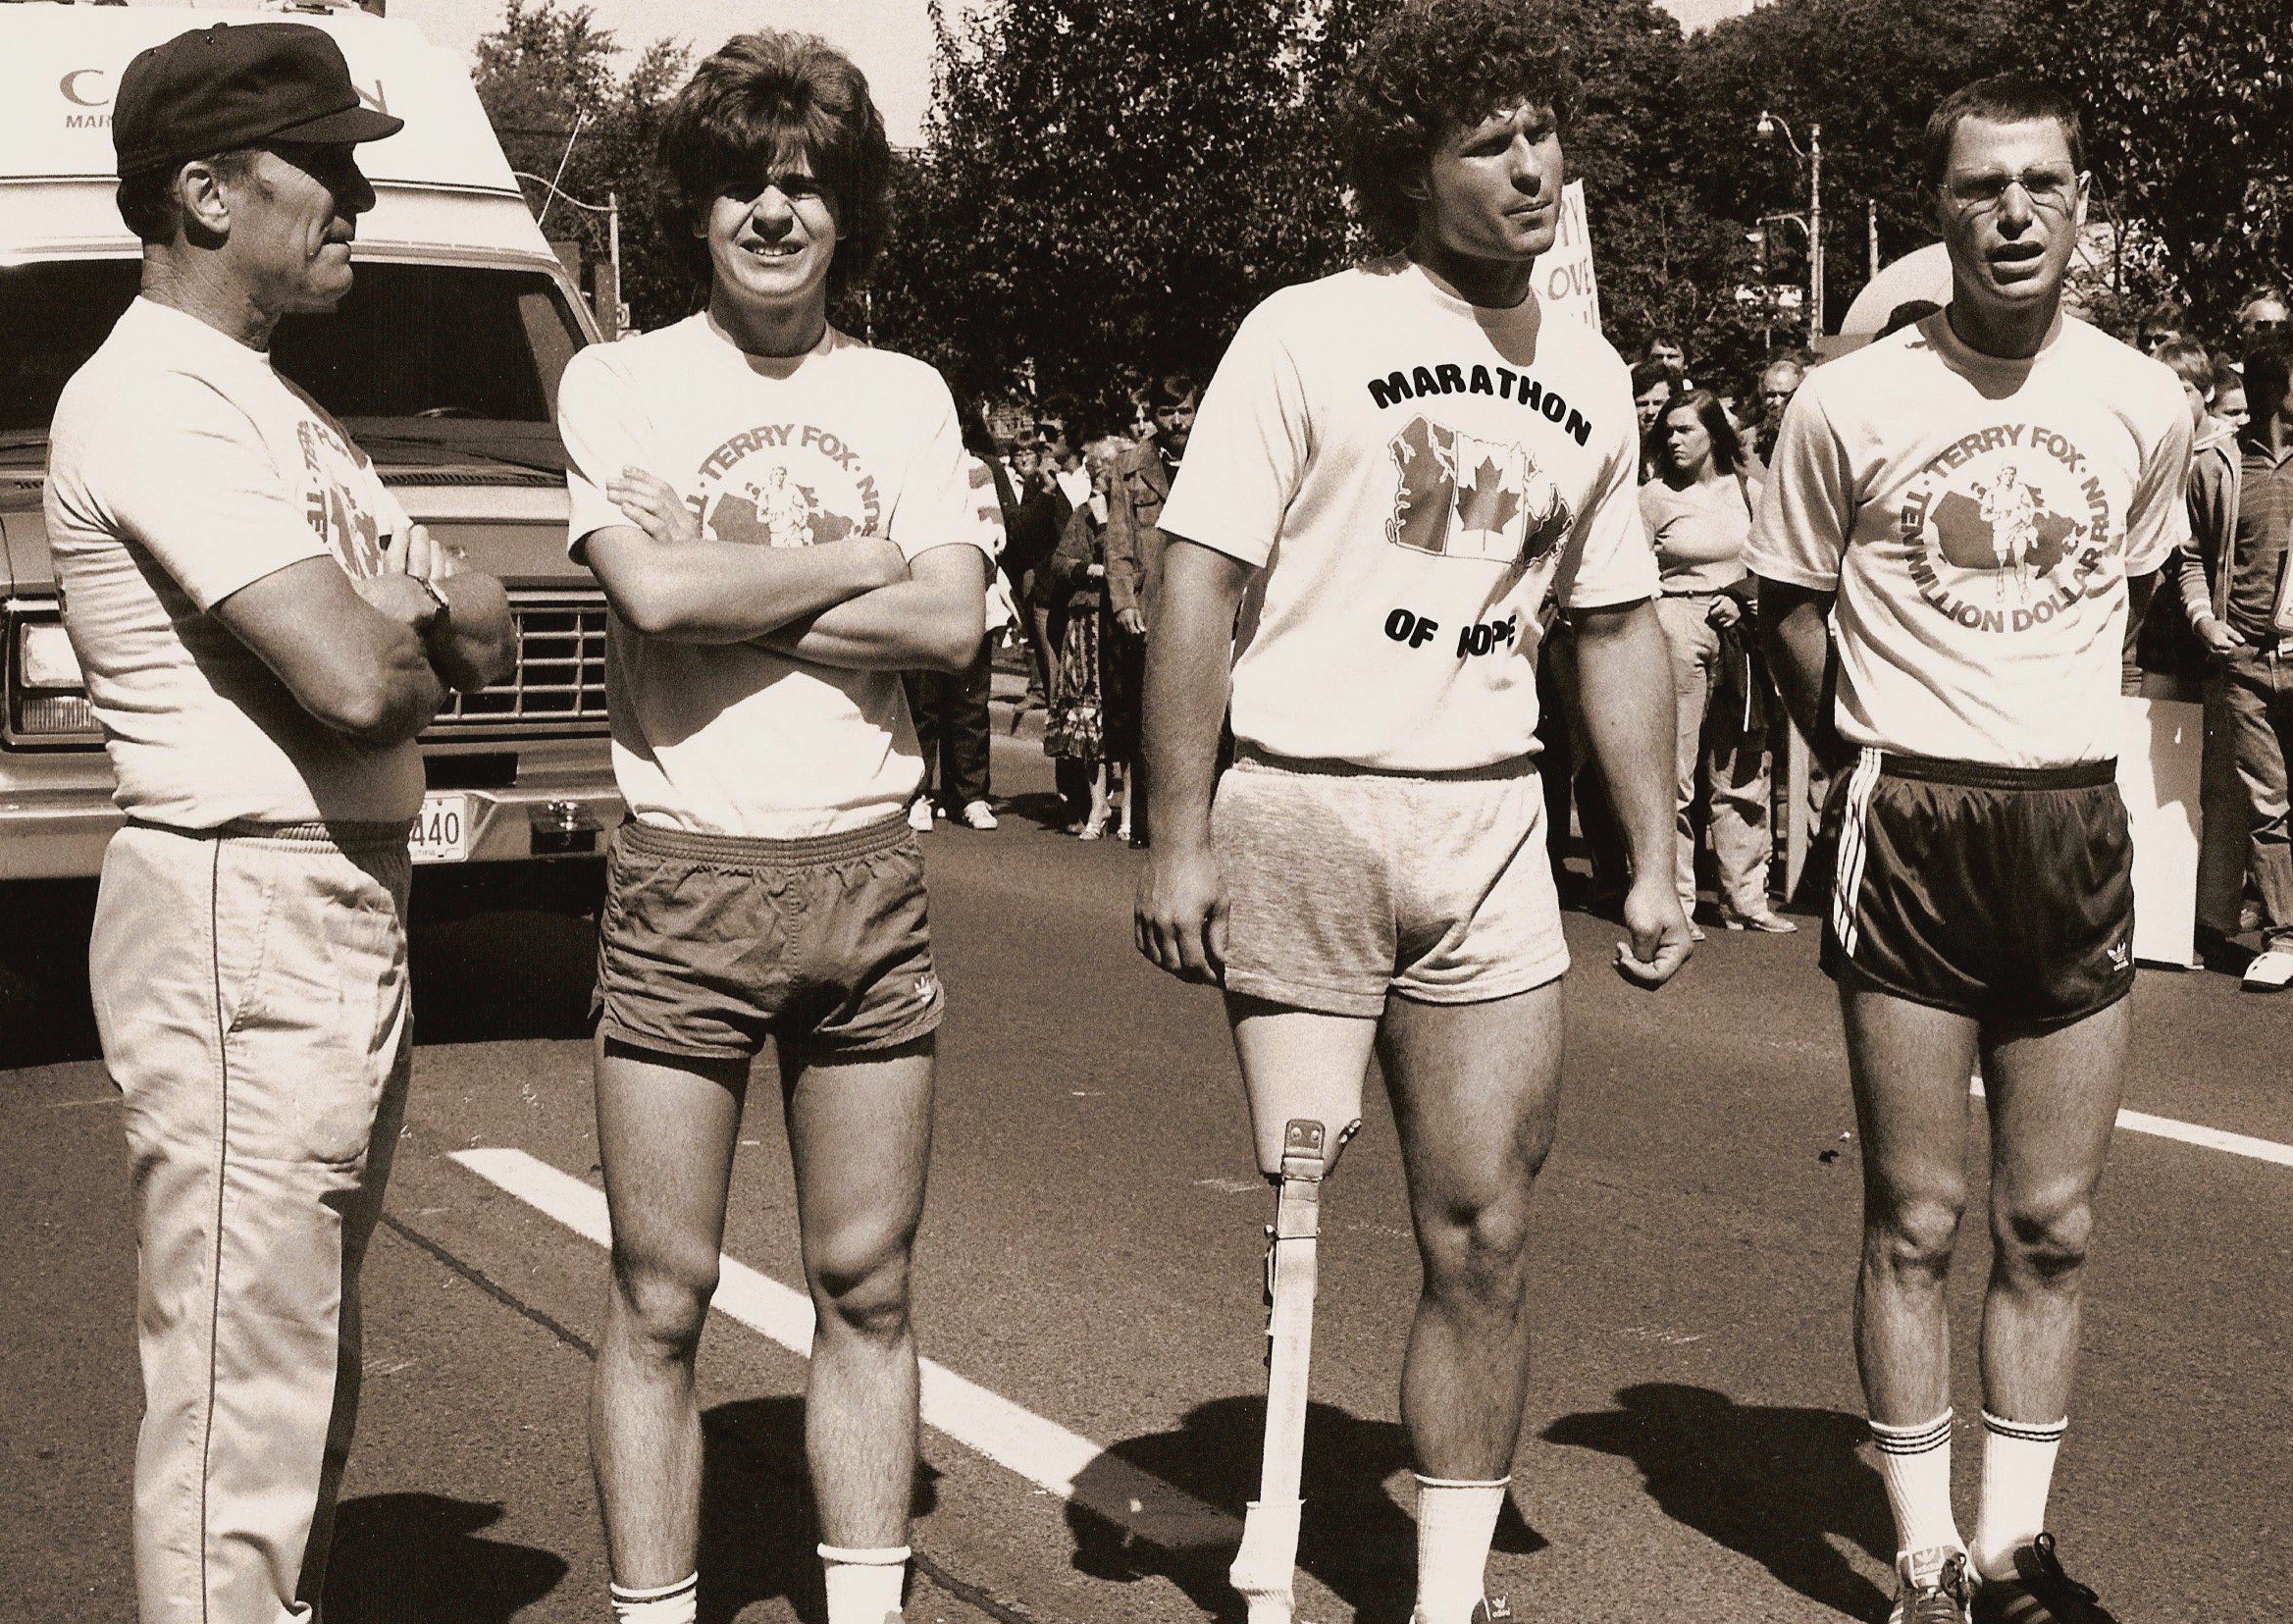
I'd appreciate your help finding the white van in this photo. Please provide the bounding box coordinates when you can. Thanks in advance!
[0,0,622,901]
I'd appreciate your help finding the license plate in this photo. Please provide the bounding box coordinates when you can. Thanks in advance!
[410,793,472,864]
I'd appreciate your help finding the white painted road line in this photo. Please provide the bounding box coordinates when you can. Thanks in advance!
[1968,1080,2293,1170]
[451,1148,1240,1552]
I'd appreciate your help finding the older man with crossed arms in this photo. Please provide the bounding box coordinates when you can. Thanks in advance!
[45,23,511,1621]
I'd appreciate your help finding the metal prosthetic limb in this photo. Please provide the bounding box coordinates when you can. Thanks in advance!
[1229,1115,1357,1624]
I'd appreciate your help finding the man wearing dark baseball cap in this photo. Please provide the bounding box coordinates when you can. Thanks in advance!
[44,20,509,1623]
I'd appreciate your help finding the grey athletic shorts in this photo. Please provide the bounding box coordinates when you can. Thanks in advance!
[595,813,942,1061]
[1211,747,1569,1018]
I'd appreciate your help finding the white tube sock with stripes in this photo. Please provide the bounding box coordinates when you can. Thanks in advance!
[1414,1475,1509,1624]
[609,1573,698,1623]
[820,1544,909,1624]
[1869,1411,1963,1560]
[1972,1412,2067,1581]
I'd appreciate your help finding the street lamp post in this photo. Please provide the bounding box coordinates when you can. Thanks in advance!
[1756,110,1823,341]
[513,172,626,341]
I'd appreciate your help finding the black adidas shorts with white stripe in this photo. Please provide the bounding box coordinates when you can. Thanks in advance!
[1820,748,2135,1030]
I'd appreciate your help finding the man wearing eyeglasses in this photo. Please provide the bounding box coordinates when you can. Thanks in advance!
[1755,76,2190,1624]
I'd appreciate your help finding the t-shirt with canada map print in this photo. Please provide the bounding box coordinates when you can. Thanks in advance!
[1156,258,1658,773]
[558,315,989,838]
[1750,310,2192,768]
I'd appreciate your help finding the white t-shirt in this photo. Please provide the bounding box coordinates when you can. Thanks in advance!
[1750,311,2192,767]
[45,297,424,827]
[1158,260,1658,771]
[1639,476,1751,595]
[557,314,989,837]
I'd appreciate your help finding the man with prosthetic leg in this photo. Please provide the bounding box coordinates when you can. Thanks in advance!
[1135,7,1693,1620]
[1754,78,2192,1624]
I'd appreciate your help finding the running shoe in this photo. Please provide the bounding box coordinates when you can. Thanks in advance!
[1411,1599,1513,1624]
[2241,943,2293,991]
[961,799,999,830]
[1970,1534,2120,1624]
[1889,1547,1972,1624]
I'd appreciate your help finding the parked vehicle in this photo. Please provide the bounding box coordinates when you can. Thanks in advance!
[0,0,621,911]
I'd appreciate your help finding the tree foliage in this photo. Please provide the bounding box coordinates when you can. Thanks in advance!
[472,0,692,333]
[871,0,1340,414]
[2008,0,2291,333]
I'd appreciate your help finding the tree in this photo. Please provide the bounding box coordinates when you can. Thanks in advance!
[2008,0,2291,337]
[872,0,1339,415]
[472,0,693,333]
[1670,0,2014,342]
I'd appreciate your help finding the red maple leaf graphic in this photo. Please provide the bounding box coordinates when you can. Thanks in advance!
[1456,455,1521,535]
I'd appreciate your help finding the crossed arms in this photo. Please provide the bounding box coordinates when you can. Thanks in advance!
[215,524,514,749]
[578,466,985,672]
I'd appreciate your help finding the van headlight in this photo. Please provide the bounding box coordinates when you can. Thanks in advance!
[8,611,100,745]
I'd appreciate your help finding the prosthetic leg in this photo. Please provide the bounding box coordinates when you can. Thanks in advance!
[1229,1068,1364,1624]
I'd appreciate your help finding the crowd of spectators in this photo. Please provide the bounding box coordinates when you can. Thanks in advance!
[935,284,2293,980]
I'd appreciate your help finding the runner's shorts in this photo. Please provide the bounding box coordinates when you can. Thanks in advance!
[1212,745,1568,1018]
[1820,748,2134,1029]
[595,812,943,1060]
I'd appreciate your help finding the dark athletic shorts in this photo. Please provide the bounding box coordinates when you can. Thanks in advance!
[594,813,942,1061]
[1820,748,2134,1031]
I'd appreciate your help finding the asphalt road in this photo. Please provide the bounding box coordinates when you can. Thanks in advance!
[4,732,2288,1623]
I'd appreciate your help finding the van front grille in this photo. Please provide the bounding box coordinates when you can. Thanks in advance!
[432,593,609,734]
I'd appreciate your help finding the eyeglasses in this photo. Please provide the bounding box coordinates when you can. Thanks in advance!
[1944,170,2079,213]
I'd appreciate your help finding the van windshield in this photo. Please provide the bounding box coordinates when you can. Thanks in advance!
[0,260,587,469]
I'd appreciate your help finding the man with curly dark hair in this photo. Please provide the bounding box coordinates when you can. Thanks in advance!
[554,31,993,1624]
[1135,4,1691,1620]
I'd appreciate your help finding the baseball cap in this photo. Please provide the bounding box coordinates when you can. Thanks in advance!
[113,22,405,178]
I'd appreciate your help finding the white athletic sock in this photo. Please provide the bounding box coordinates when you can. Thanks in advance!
[819,1544,910,1624]
[1972,1412,2067,1581]
[609,1572,698,1624]
[1413,1475,1508,1624]
[1869,1411,1963,1559]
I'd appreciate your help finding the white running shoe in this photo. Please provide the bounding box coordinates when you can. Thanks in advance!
[960,799,999,830]
[907,800,934,833]
[2242,945,2293,991]
[1888,1547,1971,1624]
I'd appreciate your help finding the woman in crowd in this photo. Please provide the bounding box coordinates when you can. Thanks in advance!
[1641,389,1793,936]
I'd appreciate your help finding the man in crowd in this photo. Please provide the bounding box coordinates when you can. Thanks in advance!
[1103,370,1198,845]
[45,23,512,1620]
[1643,333,1690,382]
[1135,5,1690,1619]
[2237,287,2289,347]
[1756,75,2189,1624]
[555,32,990,1624]
[2178,343,2293,990]
[2134,301,2187,356]
[1753,352,1808,467]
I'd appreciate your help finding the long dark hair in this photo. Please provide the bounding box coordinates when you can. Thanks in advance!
[1661,389,1744,477]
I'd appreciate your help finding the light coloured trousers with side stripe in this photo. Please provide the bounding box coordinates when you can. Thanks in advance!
[91,819,413,1624]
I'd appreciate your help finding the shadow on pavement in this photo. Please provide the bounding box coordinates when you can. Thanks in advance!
[1068,1396,1544,1624]
[322,1493,568,1622]
[698,1395,943,1624]
[1541,1383,1893,1622]
[0,873,601,1065]
[406,907,597,1046]
[0,877,100,1067]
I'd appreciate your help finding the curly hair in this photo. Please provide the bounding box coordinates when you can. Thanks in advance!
[1337,0,1581,250]
[652,31,892,296]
